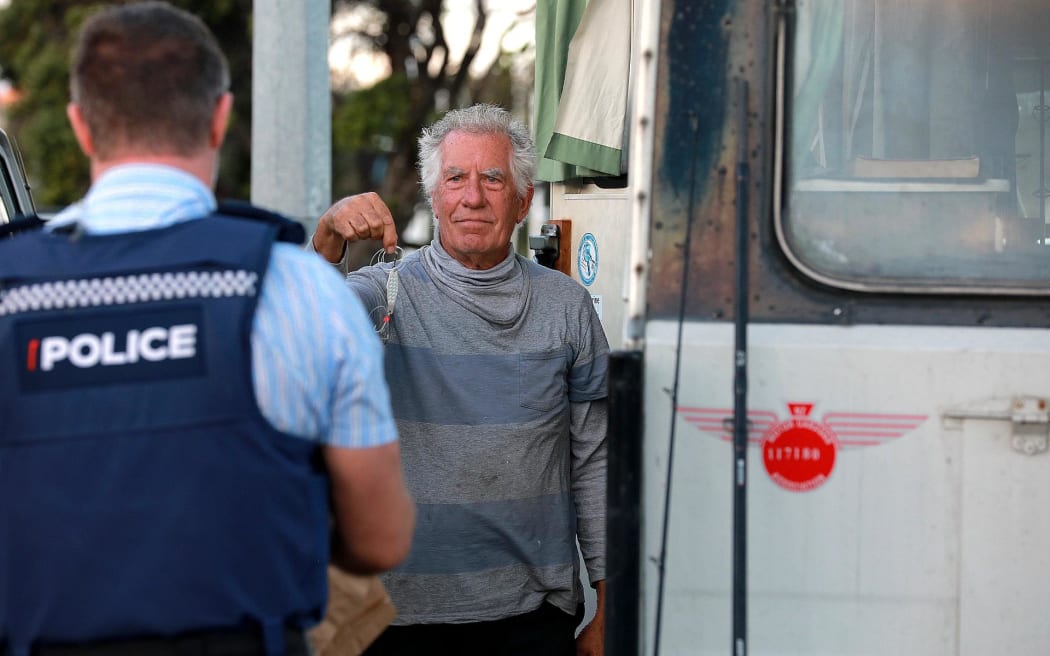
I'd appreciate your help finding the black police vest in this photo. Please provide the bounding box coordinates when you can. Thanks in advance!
[0,206,327,656]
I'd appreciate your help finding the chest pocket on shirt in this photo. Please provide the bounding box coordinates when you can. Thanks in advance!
[519,348,569,412]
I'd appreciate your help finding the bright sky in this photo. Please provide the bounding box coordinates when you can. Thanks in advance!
[329,0,535,90]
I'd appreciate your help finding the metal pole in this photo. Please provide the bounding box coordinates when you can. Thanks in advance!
[732,78,751,656]
[623,0,662,351]
[251,0,331,235]
[606,350,643,656]
[1039,60,1047,239]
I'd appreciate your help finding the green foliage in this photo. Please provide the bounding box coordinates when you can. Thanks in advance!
[333,73,411,154]
[0,3,98,208]
[0,0,252,210]
[472,57,515,110]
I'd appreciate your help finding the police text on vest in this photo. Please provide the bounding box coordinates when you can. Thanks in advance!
[29,324,198,371]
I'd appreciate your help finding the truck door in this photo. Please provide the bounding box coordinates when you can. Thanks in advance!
[638,1,1050,654]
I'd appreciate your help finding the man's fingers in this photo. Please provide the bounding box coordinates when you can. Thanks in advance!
[327,193,398,250]
[360,193,399,253]
[380,222,398,253]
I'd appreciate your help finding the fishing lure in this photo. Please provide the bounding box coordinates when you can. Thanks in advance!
[369,246,403,343]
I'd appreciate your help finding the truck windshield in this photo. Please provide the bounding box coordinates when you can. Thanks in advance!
[781,0,1050,293]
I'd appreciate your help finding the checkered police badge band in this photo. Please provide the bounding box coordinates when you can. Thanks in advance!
[0,270,259,317]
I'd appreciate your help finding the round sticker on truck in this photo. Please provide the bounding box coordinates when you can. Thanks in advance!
[761,414,838,492]
[577,233,598,286]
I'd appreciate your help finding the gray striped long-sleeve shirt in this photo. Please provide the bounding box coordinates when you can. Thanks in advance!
[346,238,608,625]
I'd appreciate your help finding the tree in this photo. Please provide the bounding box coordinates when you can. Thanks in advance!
[0,0,534,246]
[330,0,531,263]
[0,0,253,211]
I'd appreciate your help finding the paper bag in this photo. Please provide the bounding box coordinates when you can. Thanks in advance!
[307,567,396,656]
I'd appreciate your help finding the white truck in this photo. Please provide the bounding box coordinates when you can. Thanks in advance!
[533,0,1050,654]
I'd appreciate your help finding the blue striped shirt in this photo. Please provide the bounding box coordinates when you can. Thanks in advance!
[48,164,397,448]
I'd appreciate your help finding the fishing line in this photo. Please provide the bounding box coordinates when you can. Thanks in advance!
[653,110,702,656]
[365,246,403,343]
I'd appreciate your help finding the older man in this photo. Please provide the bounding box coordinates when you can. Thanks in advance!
[312,104,609,656]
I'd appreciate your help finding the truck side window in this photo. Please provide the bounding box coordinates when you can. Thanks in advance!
[779,0,1050,293]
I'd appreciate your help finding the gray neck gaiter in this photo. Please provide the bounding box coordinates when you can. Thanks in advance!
[420,235,530,327]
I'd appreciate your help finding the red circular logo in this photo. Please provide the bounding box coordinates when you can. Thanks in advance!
[761,418,838,491]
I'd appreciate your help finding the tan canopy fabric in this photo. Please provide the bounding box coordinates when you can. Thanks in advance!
[535,0,632,181]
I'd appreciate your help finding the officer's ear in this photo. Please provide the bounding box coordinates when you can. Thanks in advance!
[66,103,95,158]
[210,92,233,150]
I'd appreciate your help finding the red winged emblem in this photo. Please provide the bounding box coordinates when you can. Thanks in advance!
[678,403,928,491]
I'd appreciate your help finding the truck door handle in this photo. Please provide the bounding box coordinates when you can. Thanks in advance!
[942,395,1049,455]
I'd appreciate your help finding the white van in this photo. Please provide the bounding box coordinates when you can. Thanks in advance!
[535,1,1050,654]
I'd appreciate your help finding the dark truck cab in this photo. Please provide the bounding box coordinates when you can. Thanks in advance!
[0,128,35,229]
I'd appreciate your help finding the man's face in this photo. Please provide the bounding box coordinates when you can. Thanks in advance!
[433,130,534,270]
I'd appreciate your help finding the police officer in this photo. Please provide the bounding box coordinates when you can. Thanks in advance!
[0,3,414,655]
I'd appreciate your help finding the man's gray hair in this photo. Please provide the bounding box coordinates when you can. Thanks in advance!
[418,104,536,206]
